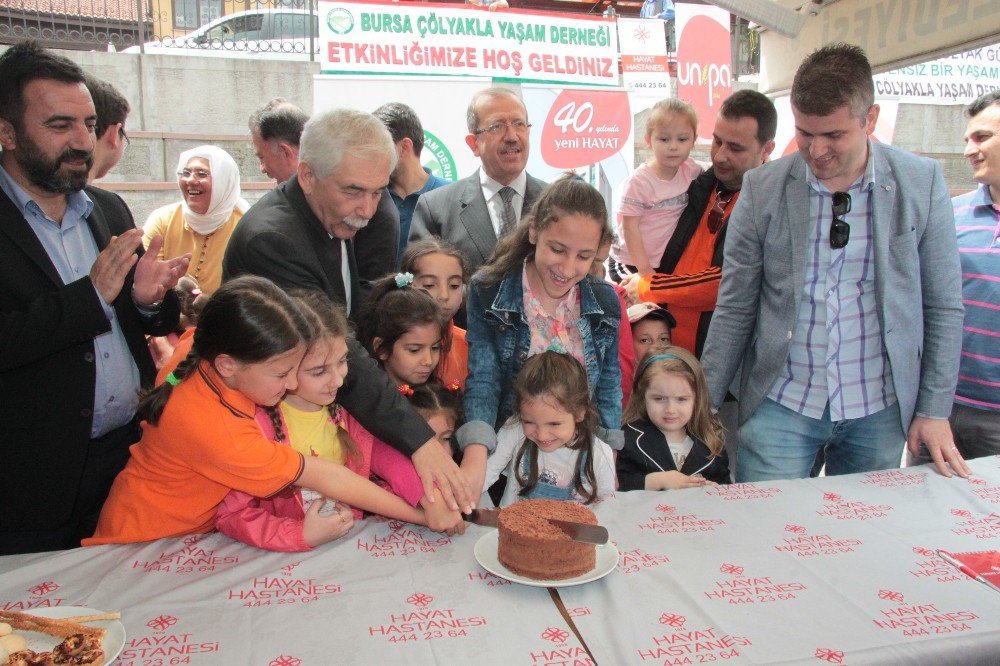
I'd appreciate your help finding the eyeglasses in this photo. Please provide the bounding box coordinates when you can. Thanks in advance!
[177,169,211,180]
[118,126,130,147]
[473,120,531,136]
[707,190,736,233]
[830,191,851,249]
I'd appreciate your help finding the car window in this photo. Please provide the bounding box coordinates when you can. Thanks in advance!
[204,14,264,42]
[271,12,313,39]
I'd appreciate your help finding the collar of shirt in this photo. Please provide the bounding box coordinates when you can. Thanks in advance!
[804,139,878,195]
[480,169,527,203]
[0,164,93,223]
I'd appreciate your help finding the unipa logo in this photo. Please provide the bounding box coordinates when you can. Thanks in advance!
[327,8,354,35]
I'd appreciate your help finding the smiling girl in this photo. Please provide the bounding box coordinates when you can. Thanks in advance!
[461,174,623,465]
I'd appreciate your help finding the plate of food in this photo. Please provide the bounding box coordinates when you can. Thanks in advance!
[472,498,619,588]
[0,606,125,665]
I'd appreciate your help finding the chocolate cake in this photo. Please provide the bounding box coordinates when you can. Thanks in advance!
[497,499,598,580]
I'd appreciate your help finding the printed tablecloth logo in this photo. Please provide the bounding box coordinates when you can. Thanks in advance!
[823,493,842,503]
[27,581,59,597]
[908,549,963,583]
[617,546,671,575]
[227,569,342,606]
[541,627,570,643]
[146,615,179,631]
[871,596,980,637]
[281,562,302,575]
[774,527,863,557]
[367,593,487,643]
[814,647,845,663]
[655,504,676,513]
[269,656,301,666]
[638,508,726,534]
[2,580,66,611]
[816,494,894,521]
[704,567,807,605]
[860,470,927,487]
[407,593,434,608]
[719,563,744,576]
[877,589,905,604]
[951,508,972,518]
[121,614,222,660]
[659,613,686,627]
[132,539,239,574]
[705,483,783,500]
[950,510,1000,539]
[356,521,452,557]
[785,524,806,533]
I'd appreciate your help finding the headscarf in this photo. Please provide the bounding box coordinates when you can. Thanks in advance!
[176,145,250,235]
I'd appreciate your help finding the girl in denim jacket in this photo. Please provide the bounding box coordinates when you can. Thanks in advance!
[459,175,623,480]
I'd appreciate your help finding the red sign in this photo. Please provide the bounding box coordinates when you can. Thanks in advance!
[675,14,732,141]
[540,89,631,169]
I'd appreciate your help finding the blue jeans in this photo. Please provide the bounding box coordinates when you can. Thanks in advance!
[736,398,904,482]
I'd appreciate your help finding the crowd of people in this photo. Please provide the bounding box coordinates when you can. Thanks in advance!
[0,37,995,556]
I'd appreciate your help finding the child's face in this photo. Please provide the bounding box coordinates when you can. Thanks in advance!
[286,336,349,409]
[646,113,696,172]
[632,318,672,362]
[413,252,465,322]
[378,322,442,386]
[528,213,603,304]
[520,396,582,453]
[644,371,695,442]
[217,344,305,407]
[426,410,457,457]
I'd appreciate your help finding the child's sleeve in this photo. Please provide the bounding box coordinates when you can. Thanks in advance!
[616,429,650,491]
[482,425,518,494]
[215,489,312,552]
[705,449,732,485]
[593,440,618,500]
[458,284,504,452]
[369,438,425,507]
[592,290,624,450]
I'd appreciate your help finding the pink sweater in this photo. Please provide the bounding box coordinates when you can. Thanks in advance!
[215,406,424,552]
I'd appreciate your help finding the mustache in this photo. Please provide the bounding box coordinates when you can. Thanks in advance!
[60,148,93,163]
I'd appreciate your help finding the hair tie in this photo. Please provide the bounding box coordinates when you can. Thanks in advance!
[191,288,202,297]
[394,272,414,288]
[398,383,414,396]
[546,339,567,354]
[165,372,182,387]
[446,379,461,391]
[638,353,679,375]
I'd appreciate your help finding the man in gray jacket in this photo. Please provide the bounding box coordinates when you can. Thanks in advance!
[701,43,967,482]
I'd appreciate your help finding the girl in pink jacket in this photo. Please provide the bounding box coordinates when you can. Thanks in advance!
[215,292,444,552]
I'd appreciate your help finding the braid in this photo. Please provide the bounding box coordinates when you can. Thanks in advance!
[266,405,285,442]
[571,429,599,504]
[328,404,361,466]
[137,350,200,425]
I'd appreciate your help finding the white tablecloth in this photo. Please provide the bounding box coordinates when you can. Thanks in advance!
[2,458,999,665]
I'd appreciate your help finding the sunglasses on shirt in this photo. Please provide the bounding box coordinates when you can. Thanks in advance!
[830,191,851,250]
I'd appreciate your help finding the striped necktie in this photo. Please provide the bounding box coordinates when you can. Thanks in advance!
[498,186,518,237]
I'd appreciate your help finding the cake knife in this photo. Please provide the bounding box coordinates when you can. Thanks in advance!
[464,509,609,545]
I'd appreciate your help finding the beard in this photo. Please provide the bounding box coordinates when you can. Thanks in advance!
[14,127,92,194]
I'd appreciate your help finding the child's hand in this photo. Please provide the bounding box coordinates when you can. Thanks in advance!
[420,490,467,536]
[646,471,709,491]
[302,499,354,547]
[459,445,488,507]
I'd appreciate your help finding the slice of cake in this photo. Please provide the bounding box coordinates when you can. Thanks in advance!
[497,499,598,580]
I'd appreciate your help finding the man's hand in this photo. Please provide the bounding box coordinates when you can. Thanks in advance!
[621,274,641,306]
[907,416,970,479]
[411,438,473,513]
[132,235,191,306]
[89,229,143,304]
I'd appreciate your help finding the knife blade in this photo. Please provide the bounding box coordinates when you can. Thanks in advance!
[464,508,500,527]
[547,519,609,545]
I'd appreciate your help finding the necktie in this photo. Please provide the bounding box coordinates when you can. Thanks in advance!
[498,186,518,238]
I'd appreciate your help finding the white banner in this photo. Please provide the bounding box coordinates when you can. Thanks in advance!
[319,0,619,87]
[617,18,671,98]
[874,43,1000,105]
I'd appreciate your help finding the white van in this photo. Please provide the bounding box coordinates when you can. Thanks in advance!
[124,9,319,59]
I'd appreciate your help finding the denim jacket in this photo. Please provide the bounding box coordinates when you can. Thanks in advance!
[458,272,623,452]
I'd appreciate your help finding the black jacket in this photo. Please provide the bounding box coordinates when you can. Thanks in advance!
[617,418,730,490]
[0,185,179,532]
[222,176,435,456]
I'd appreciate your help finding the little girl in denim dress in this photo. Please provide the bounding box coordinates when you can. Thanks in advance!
[481,352,616,507]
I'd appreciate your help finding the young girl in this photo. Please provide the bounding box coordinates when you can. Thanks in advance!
[356,273,447,388]
[400,239,471,389]
[405,381,464,460]
[481,352,616,507]
[85,276,437,546]
[618,345,729,490]
[609,99,702,281]
[214,291,449,551]
[462,174,623,460]
[149,275,205,370]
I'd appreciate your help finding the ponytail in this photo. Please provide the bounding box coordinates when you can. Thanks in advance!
[137,349,201,425]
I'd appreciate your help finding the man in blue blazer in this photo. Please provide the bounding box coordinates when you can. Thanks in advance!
[701,43,968,482]
[409,88,547,273]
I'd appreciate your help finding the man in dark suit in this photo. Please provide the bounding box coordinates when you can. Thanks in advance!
[409,87,547,272]
[0,42,188,554]
[223,109,474,520]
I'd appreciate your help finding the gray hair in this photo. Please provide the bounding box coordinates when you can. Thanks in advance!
[466,87,527,135]
[299,108,397,179]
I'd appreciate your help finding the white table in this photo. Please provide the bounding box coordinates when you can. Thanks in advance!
[3,457,999,664]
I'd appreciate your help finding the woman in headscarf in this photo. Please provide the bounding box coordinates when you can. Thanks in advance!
[142,145,249,295]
